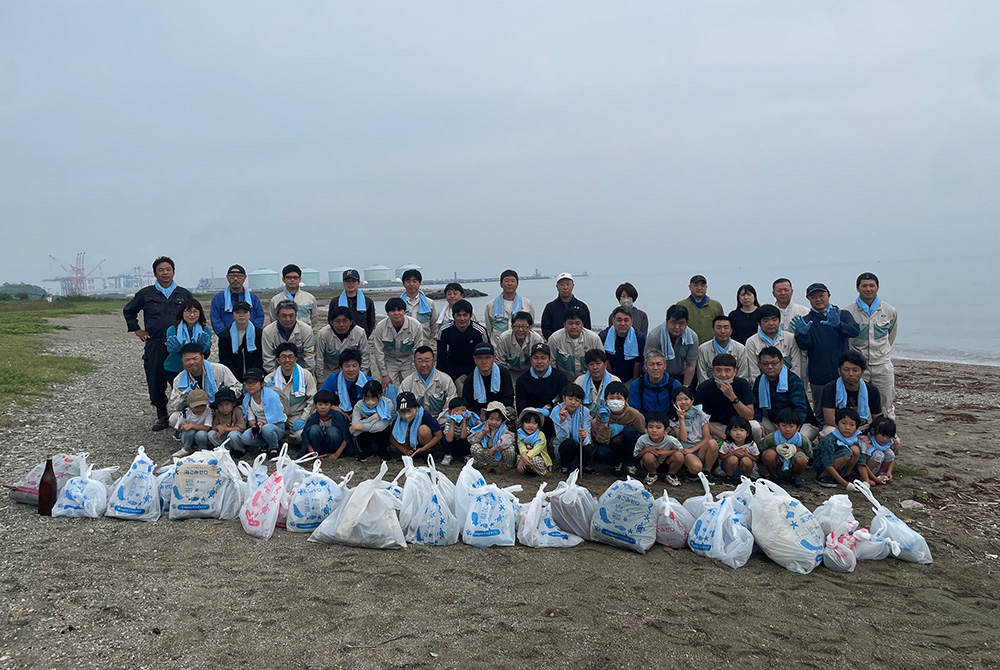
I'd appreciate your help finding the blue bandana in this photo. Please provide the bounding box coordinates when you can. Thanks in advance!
[339,289,366,312]
[856,296,881,317]
[478,422,507,450]
[337,371,370,411]
[833,428,860,447]
[155,281,177,300]
[661,323,695,361]
[223,289,245,313]
[604,327,639,360]
[402,290,432,315]
[392,406,425,448]
[176,360,219,401]
[757,326,781,347]
[517,427,542,447]
[472,363,501,403]
[836,377,870,421]
[757,366,788,410]
[229,321,257,354]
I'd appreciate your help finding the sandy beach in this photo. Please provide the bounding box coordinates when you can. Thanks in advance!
[1,313,998,670]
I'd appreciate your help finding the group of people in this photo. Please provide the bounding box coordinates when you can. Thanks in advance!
[124,258,900,491]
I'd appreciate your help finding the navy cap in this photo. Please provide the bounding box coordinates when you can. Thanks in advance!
[343,269,361,281]
[806,282,829,296]
[473,342,495,356]
[530,343,551,357]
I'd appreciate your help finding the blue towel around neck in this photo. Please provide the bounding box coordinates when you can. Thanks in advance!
[176,322,205,346]
[833,429,860,447]
[402,290,432,315]
[779,431,803,448]
[757,365,789,410]
[472,363,501,403]
[517,427,542,447]
[176,360,219,402]
[229,321,257,353]
[529,366,552,380]
[491,293,522,323]
[339,289,366,312]
[357,395,394,422]
[855,296,881,317]
[337,371,370,411]
[392,407,425,448]
[604,327,639,360]
[836,377,870,420]
[757,326,781,347]
[583,369,613,405]
[416,368,436,388]
[661,323,695,360]
[223,289,245,313]
[155,281,177,300]
[712,338,731,355]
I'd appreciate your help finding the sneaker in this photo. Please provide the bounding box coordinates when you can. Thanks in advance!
[560,467,571,475]
[172,431,182,442]
[791,476,808,489]
[683,469,700,481]
[582,466,597,475]
[626,464,638,476]
[704,470,718,484]
[816,476,838,488]
[613,462,626,475]
[663,474,681,487]
[171,447,193,459]
[151,416,170,432]
[440,455,453,466]
[356,453,371,462]
[267,449,279,460]
[644,472,658,486]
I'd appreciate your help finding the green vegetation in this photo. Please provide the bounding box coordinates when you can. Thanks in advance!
[893,464,926,478]
[0,299,125,406]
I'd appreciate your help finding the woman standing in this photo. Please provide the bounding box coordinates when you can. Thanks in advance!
[607,282,649,336]
[728,284,760,344]
[165,298,212,378]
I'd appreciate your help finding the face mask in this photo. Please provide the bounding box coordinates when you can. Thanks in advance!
[606,399,626,412]
[619,298,633,310]
[364,399,379,408]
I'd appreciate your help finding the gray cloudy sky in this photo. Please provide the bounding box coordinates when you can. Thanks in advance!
[2,1,998,289]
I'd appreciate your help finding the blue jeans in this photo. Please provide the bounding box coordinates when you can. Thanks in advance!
[180,429,210,450]
[240,423,283,453]
[208,430,244,453]
[595,426,640,466]
[299,424,350,458]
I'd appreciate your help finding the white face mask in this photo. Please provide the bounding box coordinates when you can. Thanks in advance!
[606,399,626,412]
[364,398,380,409]
[619,298,633,310]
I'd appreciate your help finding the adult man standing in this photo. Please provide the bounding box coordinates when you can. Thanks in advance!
[269,264,318,330]
[218,300,264,382]
[264,342,318,448]
[399,346,457,418]
[400,268,438,345]
[697,315,750,383]
[644,305,699,388]
[262,300,316,374]
[123,256,194,431]
[485,269,535,346]
[540,273,591,339]
[694,354,759,441]
[437,299,488,392]
[166,343,241,427]
[628,350,681,417]
[372,297,426,386]
[597,307,645,383]
[771,278,810,331]
[675,274,724,344]
[495,311,544,382]
[845,272,898,418]
[744,304,805,380]
[335,269,376,336]
[209,264,265,334]
[462,342,515,417]
[752,347,818,441]
[547,306,603,380]
[793,283,860,413]
[315,305,371,384]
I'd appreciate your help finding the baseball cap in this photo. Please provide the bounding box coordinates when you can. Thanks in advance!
[555,272,573,282]
[210,388,238,409]
[243,368,265,382]
[343,269,360,281]
[186,389,209,409]
[227,264,246,275]
[689,274,707,284]
[232,300,252,312]
[530,343,551,357]
[473,342,495,356]
[396,391,418,410]
[806,282,829,296]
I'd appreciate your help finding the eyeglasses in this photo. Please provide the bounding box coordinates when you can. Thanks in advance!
[227,272,245,277]
[277,354,297,361]
[285,275,301,280]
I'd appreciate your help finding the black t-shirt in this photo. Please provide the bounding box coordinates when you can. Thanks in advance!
[728,308,759,345]
[820,380,882,425]
[514,368,569,414]
[461,366,515,415]
[694,376,755,425]
[438,321,488,380]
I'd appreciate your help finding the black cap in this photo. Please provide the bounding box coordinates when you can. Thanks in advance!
[343,269,360,281]
[243,368,265,382]
[232,300,252,312]
[530,343,551,357]
[806,282,829,296]
[690,274,707,284]
[396,391,418,410]
[473,342,495,356]
[227,264,246,275]
[211,388,239,408]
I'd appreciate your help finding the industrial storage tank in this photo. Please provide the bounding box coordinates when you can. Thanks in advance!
[395,263,422,280]
[364,264,393,283]
[247,268,281,291]
[300,268,321,287]
[328,266,352,285]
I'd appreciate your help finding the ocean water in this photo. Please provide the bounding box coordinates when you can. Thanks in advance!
[423,259,1000,367]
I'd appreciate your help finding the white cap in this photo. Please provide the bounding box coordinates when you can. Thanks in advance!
[555,272,573,282]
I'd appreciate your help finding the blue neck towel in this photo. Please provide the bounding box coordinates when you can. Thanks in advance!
[481,423,507,449]
[833,428,860,447]
[855,296,881,317]
[416,368,436,388]
[177,322,205,346]
[490,294,522,332]
[229,321,257,353]
[223,289,245,313]
[177,360,219,401]
[155,281,177,300]
[604,327,639,360]
[779,431,803,448]
[337,370,371,411]
[402,290,432,315]
[357,395,394,422]
[529,366,552,380]
[583,369,613,405]
[757,326,781,347]
[661,323,695,361]
[339,289,366,312]
[836,377,870,421]
[392,407,425,448]
[270,363,306,397]
[757,365,789,410]
[517,427,542,447]
[473,363,501,403]
[712,338,731,355]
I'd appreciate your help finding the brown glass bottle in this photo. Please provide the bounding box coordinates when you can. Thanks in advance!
[38,456,57,516]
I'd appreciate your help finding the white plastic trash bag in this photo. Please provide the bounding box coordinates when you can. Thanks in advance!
[681,472,715,520]
[155,465,176,516]
[688,497,754,568]
[169,448,243,520]
[105,447,160,523]
[240,470,284,541]
[853,528,900,561]
[237,453,269,499]
[824,530,858,573]
[309,462,406,549]
[654,489,695,549]
[455,459,487,531]
[286,461,344,533]
[53,465,108,518]
[717,476,753,529]
[854,481,932,564]
[548,470,598,540]
[273,446,318,528]
[591,478,656,554]
[463,483,522,547]
[814,495,858,536]
[749,479,824,574]
[517,484,583,548]
[10,453,88,506]
[400,456,460,546]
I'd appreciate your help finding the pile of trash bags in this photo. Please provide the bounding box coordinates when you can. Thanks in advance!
[10,447,932,571]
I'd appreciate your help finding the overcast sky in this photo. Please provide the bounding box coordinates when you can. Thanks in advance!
[1,1,998,289]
